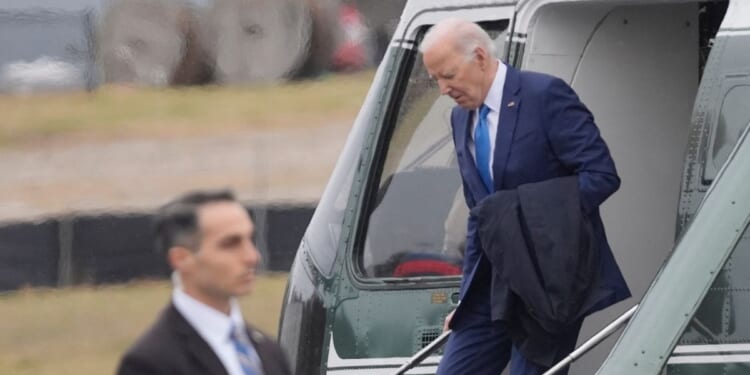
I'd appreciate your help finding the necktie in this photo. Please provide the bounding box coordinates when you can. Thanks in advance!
[230,325,263,375]
[474,104,493,192]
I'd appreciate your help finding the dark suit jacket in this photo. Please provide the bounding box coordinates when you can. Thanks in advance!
[450,64,630,328]
[117,303,292,375]
[473,176,599,366]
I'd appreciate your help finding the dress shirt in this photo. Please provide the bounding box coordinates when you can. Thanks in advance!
[173,289,262,375]
[469,60,507,180]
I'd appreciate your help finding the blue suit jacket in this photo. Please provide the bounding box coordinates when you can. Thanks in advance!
[451,65,630,325]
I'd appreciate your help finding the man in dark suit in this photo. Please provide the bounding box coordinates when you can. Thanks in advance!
[117,189,291,375]
[420,18,631,374]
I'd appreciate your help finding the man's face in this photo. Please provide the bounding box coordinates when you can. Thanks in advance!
[423,40,487,110]
[179,201,260,302]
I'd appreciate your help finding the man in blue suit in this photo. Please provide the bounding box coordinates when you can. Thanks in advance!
[421,18,631,374]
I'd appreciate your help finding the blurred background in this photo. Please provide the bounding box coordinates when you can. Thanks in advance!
[0,0,405,373]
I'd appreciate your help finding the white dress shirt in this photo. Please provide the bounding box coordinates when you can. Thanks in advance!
[469,60,507,180]
[172,289,262,375]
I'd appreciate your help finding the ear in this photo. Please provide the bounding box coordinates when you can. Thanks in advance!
[167,246,193,271]
[475,46,490,69]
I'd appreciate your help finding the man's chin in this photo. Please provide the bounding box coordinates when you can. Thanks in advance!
[233,283,254,297]
[454,98,477,110]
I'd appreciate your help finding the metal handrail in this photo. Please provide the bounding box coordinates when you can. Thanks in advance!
[543,305,639,375]
[392,305,638,375]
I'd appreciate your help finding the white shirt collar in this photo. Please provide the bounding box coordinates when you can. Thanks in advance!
[172,288,246,347]
[483,60,507,113]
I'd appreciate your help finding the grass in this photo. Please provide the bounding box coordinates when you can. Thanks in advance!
[0,71,373,147]
[0,274,289,375]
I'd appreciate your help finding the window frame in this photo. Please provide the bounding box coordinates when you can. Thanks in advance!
[703,80,750,184]
[347,19,513,289]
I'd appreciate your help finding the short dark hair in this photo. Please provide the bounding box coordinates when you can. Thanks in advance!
[154,189,237,254]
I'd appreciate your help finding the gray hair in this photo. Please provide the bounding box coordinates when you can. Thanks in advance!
[419,18,496,59]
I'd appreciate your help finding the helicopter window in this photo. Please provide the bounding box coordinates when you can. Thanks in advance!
[664,221,750,372]
[704,84,750,183]
[357,24,509,279]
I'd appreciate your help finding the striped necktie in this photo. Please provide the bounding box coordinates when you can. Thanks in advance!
[474,104,493,192]
[230,324,264,375]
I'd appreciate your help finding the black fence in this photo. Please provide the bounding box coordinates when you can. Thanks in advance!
[0,203,315,292]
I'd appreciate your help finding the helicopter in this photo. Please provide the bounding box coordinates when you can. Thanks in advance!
[278,0,750,373]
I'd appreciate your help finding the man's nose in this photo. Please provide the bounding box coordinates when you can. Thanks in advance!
[244,242,261,266]
[438,80,451,95]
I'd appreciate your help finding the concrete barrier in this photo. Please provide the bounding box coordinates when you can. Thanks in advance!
[0,220,60,290]
[0,203,315,291]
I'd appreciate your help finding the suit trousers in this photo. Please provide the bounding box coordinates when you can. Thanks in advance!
[436,285,582,375]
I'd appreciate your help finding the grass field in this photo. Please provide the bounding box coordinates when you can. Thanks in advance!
[0,69,361,374]
[0,274,289,375]
[0,70,372,219]
[0,71,373,147]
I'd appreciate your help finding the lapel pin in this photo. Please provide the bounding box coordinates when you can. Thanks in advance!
[507,101,516,108]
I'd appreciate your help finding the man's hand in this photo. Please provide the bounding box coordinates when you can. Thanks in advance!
[443,309,456,332]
